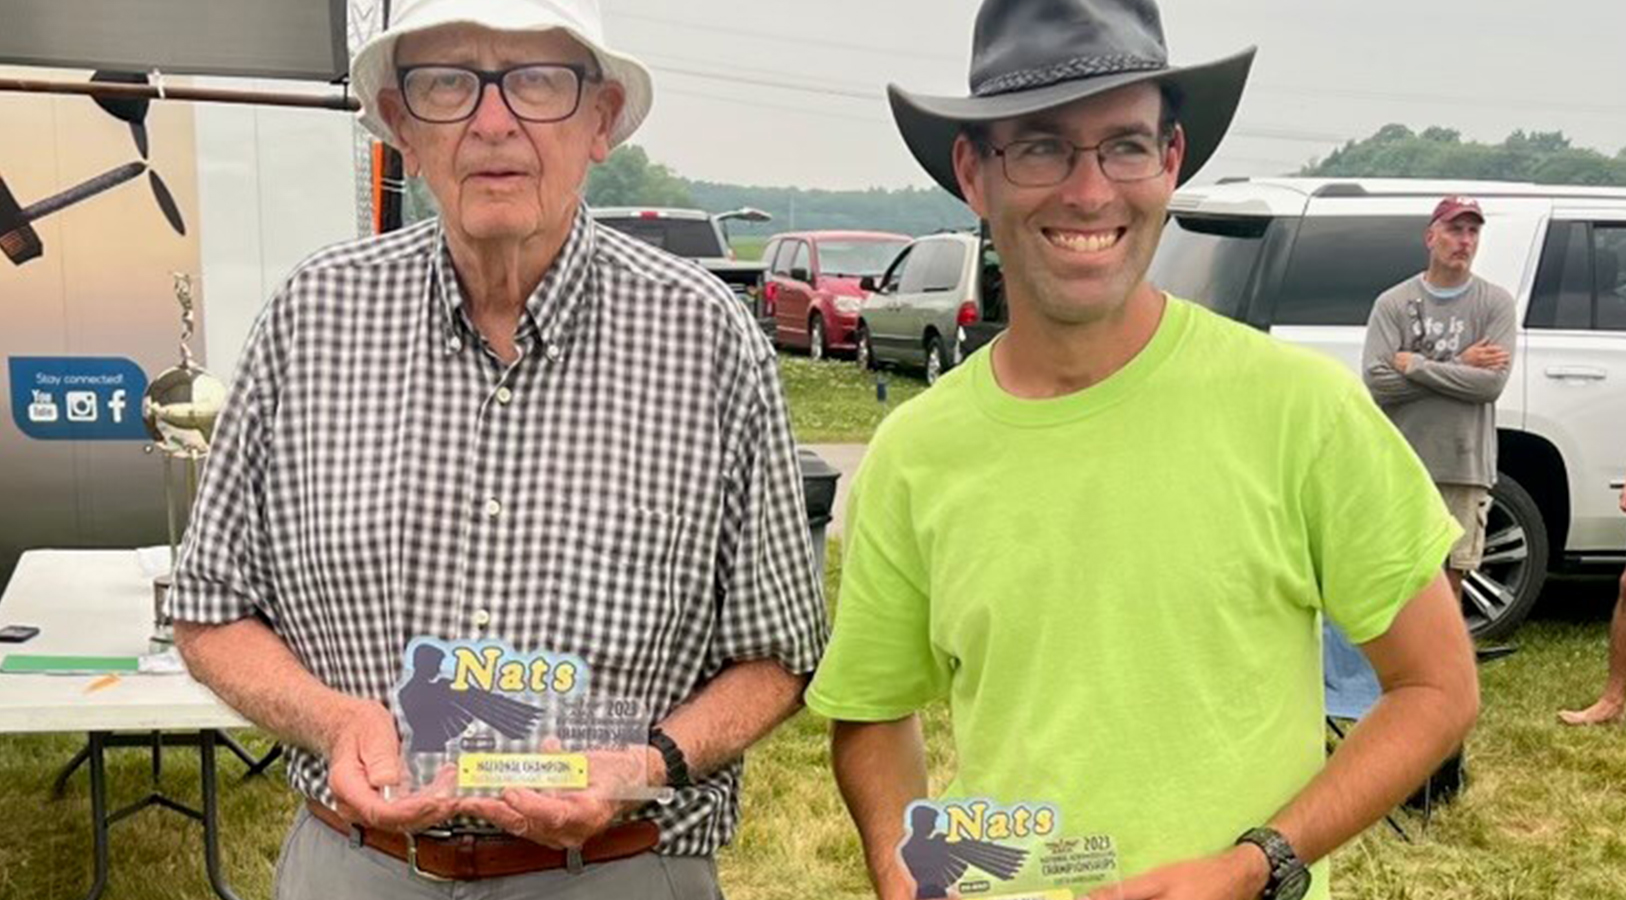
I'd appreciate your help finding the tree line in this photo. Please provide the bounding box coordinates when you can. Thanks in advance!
[405,127,1626,232]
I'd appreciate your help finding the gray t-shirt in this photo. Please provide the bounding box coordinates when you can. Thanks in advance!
[1361,273,1517,488]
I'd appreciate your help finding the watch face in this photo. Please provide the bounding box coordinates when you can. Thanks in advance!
[1275,866,1312,900]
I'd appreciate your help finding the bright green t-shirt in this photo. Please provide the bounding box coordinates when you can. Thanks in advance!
[805,297,1459,898]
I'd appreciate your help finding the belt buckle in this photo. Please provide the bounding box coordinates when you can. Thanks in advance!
[405,833,454,883]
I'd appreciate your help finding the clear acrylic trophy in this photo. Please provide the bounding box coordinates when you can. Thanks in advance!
[392,638,670,804]
[898,798,1121,899]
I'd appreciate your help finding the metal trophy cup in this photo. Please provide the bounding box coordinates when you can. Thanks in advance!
[142,273,226,646]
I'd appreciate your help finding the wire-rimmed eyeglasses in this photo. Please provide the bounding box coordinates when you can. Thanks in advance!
[986,135,1170,187]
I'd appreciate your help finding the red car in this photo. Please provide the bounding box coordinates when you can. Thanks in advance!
[762,231,910,360]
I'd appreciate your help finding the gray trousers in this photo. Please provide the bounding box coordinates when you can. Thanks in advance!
[275,807,724,900]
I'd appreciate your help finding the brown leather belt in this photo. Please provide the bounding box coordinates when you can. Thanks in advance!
[305,799,660,881]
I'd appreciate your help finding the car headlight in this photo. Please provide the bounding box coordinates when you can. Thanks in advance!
[834,295,862,314]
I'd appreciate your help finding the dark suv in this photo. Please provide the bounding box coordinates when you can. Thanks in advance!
[592,206,774,337]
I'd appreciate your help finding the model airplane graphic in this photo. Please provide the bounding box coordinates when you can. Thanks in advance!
[1,71,186,267]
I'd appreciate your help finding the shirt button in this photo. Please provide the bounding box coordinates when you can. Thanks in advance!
[472,609,492,627]
[496,386,513,405]
[484,498,502,518]
[448,337,463,353]
[545,343,561,362]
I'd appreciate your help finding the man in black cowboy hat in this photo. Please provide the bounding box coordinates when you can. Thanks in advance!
[806,2,1479,899]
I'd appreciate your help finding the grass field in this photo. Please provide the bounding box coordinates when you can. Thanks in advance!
[731,236,768,262]
[777,354,928,443]
[2,570,1623,899]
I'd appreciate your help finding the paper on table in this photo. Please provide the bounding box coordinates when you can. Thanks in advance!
[1,649,187,675]
[138,649,187,674]
[2,655,140,675]
[135,545,172,580]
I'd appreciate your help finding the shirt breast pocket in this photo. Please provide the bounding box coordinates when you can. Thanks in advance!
[581,505,692,592]
[545,502,701,675]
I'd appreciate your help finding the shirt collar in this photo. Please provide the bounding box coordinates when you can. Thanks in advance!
[431,205,598,349]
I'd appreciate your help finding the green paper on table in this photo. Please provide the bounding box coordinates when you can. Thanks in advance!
[1,654,142,675]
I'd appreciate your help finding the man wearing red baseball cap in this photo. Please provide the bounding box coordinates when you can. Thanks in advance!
[1362,196,1517,604]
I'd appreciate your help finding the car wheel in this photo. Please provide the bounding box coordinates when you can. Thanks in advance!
[855,325,875,371]
[1464,472,1548,641]
[924,335,945,386]
[809,315,826,362]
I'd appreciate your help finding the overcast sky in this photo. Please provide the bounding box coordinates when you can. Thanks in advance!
[599,0,1626,191]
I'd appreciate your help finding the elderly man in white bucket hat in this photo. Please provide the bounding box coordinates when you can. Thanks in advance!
[168,1,827,896]
[807,1,1478,899]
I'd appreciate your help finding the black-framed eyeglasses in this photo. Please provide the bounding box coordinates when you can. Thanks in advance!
[396,63,602,124]
[988,135,1170,187]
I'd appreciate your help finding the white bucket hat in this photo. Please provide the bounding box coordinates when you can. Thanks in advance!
[350,0,654,148]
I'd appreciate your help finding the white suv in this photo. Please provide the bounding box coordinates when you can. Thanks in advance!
[1150,177,1626,639]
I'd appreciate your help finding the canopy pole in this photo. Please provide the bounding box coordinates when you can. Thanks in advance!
[0,77,358,111]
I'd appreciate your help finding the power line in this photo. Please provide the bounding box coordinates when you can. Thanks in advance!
[634,48,880,94]
[612,10,965,64]
[1252,82,1626,119]
[1231,126,1345,144]
[616,10,1625,121]
[659,85,889,124]
[652,61,1347,144]
[648,63,880,102]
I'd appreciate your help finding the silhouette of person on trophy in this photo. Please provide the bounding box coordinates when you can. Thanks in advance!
[898,805,1028,899]
[397,644,545,753]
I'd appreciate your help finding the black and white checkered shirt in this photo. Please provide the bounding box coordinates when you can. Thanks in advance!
[170,208,827,856]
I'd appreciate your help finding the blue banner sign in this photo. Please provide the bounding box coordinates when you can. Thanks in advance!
[8,356,150,441]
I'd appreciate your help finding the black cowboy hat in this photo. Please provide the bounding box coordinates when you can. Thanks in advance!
[891,0,1256,198]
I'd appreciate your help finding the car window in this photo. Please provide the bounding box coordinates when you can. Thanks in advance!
[817,240,910,277]
[897,241,938,294]
[879,246,912,292]
[1595,225,1626,331]
[764,240,786,275]
[1274,216,1430,326]
[594,216,725,258]
[1528,222,1593,330]
[978,241,1005,321]
[775,240,799,274]
[1149,215,1271,322]
[922,240,967,292]
[790,241,812,279]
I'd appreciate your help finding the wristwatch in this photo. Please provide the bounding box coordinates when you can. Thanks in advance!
[1234,827,1310,900]
[648,727,692,789]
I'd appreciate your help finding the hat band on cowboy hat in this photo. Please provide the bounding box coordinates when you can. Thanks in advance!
[349,0,654,149]
[890,0,1255,199]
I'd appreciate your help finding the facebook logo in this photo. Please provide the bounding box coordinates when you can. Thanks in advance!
[109,389,128,424]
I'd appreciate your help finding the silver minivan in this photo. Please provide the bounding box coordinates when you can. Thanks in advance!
[856,232,1003,384]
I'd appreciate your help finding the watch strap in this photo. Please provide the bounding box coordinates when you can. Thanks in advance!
[1235,827,1306,900]
[648,726,692,789]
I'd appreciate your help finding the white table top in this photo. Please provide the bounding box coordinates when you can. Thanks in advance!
[0,549,250,734]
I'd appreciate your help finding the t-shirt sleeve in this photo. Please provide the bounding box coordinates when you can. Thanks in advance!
[805,428,952,721]
[1300,379,1463,644]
